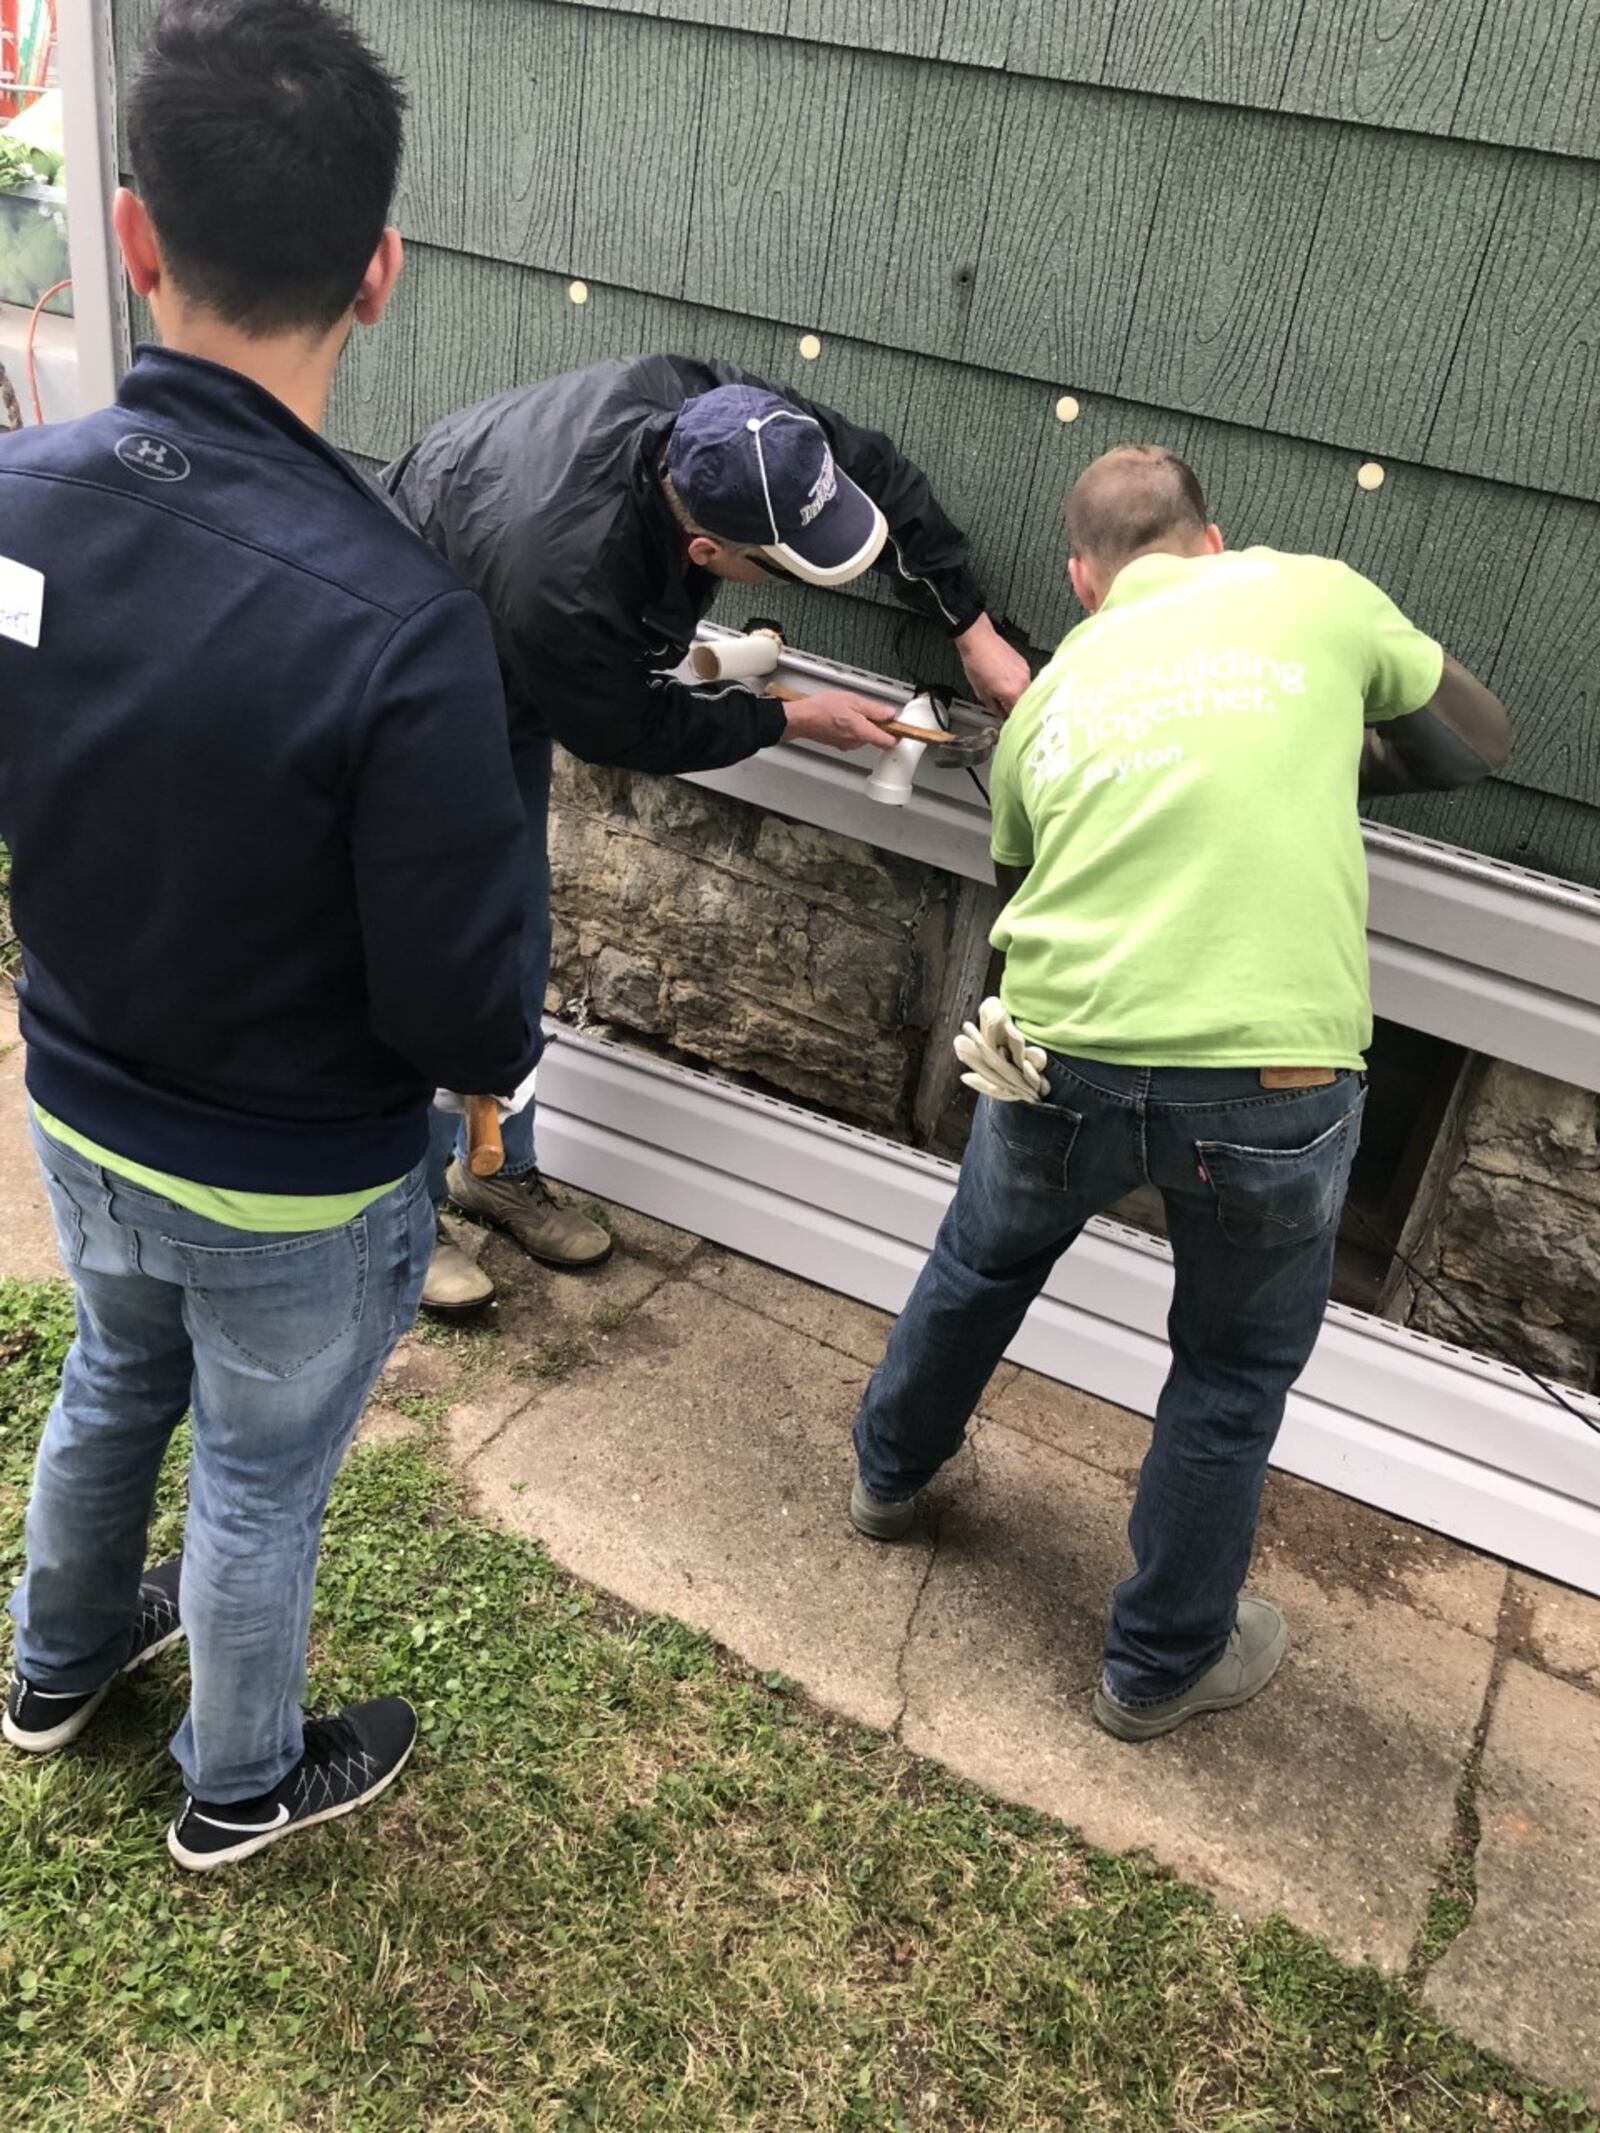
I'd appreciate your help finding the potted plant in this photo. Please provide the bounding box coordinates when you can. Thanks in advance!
[0,88,70,316]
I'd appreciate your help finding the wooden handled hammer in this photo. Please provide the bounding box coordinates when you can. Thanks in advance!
[465,1096,505,1178]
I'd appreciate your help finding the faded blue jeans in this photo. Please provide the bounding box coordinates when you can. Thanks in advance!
[429,727,552,1203]
[10,1117,433,1800]
[853,1058,1365,1706]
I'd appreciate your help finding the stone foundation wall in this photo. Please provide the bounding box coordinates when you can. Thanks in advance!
[546,756,960,1135]
[1408,1060,1600,1391]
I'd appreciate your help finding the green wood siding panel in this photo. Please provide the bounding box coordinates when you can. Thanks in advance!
[408,252,531,433]
[1002,393,1186,651]
[964,81,1175,392]
[682,33,854,324]
[1336,468,1550,683]
[462,0,585,270]
[1101,0,1298,108]
[1366,785,1600,889]
[271,8,1600,503]
[894,359,1056,635]
[822,53,1008,362]
[1426,154,1600,501]
[111,0,162,171]
[669,0,785,29]
[1455,0,1600,160]
[1280,0,1490,134]
[515,271,788,381]
[1269,131,1511,460]
[570,12,711,294]
[1002,0,1118,80]
[785,0,930,56]
[1118,107,1340,431]
[326,266,419,464]
[762,334,917,444]
[1191,424,1357,559]
[1482,500,1600,811]
[530,0,1593,158]
[345,0,473,251]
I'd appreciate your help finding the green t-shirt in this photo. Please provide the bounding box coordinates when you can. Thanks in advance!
[34,1106,399,1235]
[988,548,1443,1070]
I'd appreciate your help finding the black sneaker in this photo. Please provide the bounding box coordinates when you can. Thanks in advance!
[4,1559,185,1755]
[167,1697,418,1872]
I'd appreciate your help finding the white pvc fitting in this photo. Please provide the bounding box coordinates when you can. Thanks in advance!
[689,629,783,683]
[866,692,942,807]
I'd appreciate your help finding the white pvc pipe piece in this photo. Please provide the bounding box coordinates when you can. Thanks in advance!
[689,630,783,683]
[866,692,943,807]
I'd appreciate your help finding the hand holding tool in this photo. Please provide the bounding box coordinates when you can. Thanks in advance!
[765,682,999,769]
[954,997,1050,1104]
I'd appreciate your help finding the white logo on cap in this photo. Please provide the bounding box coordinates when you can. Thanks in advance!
[799,450,837,528]
[115,433,191,483]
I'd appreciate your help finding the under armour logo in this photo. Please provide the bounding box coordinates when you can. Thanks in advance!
[115,433,192,483]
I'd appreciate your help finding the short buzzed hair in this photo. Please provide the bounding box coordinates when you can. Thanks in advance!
[1064,446,1209,567]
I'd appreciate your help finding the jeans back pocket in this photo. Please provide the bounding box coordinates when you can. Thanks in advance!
[168,1221,370,1380]
[1196,1099,1364,1251]
[987,1096,1084,1191]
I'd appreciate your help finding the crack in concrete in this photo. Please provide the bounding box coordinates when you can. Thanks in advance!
[891,1509,942,1745]
[680,1263,883,1374]
[1408,1569,1517,1981]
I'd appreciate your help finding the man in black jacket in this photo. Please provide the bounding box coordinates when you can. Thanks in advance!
[387,360,1032,1308]
[0,0,536,1868]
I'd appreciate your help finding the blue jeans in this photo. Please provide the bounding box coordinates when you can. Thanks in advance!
[9,1118,434,1801]
[428,727,552,1204]
[853,1059,1365,1706]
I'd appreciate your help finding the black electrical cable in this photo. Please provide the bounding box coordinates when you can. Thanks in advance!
[1343,1201,1599,1436]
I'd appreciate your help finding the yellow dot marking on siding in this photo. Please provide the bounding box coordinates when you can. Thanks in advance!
[798,333,823,360]
[568,279,589,306]
[1055,394,1081,423]
[1357,460,1385,490]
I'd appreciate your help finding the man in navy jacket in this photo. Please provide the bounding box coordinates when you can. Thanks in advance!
[0,0,535,1869]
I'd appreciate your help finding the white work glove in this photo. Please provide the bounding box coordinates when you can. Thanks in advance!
[954,998,1050,1104]
[433,1063,539,1123]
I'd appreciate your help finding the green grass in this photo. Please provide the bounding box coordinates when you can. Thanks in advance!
[1410,1746,1484,1976]
[0,844,18,983]
[1,1276,1594,2132]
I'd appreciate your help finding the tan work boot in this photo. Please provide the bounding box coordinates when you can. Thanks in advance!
[1092,1598,1288,1742]
[421,1223,495,1316]
[445,1162,614,1271]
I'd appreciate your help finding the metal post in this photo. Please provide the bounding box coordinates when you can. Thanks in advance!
[58,0,127,411]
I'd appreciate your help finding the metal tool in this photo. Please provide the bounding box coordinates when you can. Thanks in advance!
[765,682,998,768]
[880,716,998,769]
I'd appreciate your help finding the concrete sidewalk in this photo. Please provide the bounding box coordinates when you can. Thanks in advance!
[1,994,1594,2099]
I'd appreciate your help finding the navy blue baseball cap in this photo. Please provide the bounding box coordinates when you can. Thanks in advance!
[665,385,888,587]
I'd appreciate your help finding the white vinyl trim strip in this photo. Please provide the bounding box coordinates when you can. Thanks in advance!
[537,1024,1600,1597]
[58,0,127,413]
[686,627,1600,1092]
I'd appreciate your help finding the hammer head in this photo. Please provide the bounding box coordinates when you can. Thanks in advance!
[927,724,999,771]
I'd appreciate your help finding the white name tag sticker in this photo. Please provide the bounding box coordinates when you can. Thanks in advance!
[0,554,45,650]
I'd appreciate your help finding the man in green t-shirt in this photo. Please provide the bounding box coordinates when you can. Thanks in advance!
[847,445,1509,1743]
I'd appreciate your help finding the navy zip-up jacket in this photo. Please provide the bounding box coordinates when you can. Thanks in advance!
[0,347,538,1194]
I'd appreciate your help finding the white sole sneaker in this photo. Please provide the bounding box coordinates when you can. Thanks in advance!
[167,1701,418,1872]
[3,1681,114,1754]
